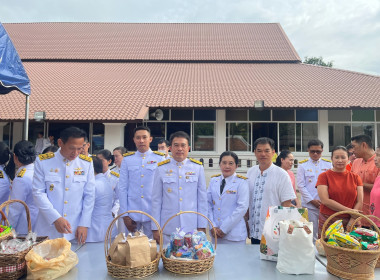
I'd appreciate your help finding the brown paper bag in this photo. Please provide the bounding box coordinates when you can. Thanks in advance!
[149,240,157,261]
[125,234,151,268]
[109,233,128,266]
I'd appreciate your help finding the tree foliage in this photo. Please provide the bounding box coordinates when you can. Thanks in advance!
[303,56,333,67]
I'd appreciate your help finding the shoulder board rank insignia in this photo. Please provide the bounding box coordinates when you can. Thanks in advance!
[322,158,332,162]
[39,152,55,161]
[299,159,309,164]
[153,151,165,156]
[110,171,120,178]
[79,154,92,162]
[236,174,248,180]
[158,159,170,167]
[189,158,203,165]
[123,152,135,157]
[211,174,221,178]
[0,171,3,179]
[17,168,26,178]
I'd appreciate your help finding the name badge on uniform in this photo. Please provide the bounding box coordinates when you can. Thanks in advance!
[74,167,85,176]
[49,184,54,191]
[185,171,195,176]
[226,190,237,194]
[147,161,157,164]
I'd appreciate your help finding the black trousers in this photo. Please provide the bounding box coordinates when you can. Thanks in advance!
[251,238,261,244]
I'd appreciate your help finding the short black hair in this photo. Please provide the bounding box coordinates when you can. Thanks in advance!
[96,149,114,166]
[42,146,59,154]
[307,139,324,149]
[331,146,348,157]
[113,146,127,154]
[92,157,103,174]
[169,131,190,146]
[0,142,11,165]
[346,143,354,150]
[219,151,239,165]
[275,150,292,167]
[59,127,87,143]
[157,139,170,147]
[253,137,275,150]
[351,134,373,149]
[134,126,151,136]
[14,140,36,165]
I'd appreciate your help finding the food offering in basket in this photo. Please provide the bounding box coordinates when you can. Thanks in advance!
[164,228,215,261]
[0,231,38,254]
[0,225,12,237]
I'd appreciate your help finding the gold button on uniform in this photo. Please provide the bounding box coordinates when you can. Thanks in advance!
[178,166,182,168]
[179,187,182,190]
[64,201,68,204]
[141,185,144,188]
[141,195,144,198]
[218,218,220,221]
[66,175,69,178]
[65,188,69,191]
[66,163,69,166]
[141,174,144,177]
[218,208,220,210]
[179,176,182,179]
[142,165,144,167]
[64,214,67,217]
[180,198,183,201]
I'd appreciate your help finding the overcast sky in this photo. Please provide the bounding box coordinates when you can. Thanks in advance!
[1,0,379,75]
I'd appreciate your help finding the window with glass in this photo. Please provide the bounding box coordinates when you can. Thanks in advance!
[226,123,251,151]
[328,123,351,151]
[92,123,105,152]
[352,123,375,146]
[279,123,295,151]
[193,123,215,151]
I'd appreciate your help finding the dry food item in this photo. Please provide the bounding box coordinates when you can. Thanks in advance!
[325,220,343,240]
[315,239,326,256]
[350,228,379,243]
[327,236,339,247]
[361,241,379,251]
[333,232,360,250]
[195,246,212,260]
[191,231,207,246]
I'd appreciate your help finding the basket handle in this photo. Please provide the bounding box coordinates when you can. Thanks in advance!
[321,210,380,241]
[348,215,380,232]
[104,210,163,260]
[0,210,9,226]
[161,211,217,250]
[0,199,31,232]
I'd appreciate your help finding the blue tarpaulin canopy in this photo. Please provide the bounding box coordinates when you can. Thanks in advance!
[0,22,31,140]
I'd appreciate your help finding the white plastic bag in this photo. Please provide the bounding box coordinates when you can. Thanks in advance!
[276,220,315,275]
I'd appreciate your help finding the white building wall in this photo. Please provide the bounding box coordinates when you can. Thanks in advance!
[103,123,126,151]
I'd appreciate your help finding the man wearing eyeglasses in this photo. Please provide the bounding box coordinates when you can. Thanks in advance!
[297,139,332,240]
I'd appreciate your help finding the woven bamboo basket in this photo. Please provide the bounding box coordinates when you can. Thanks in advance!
[104,210,163,279]
[0,199,48,280]
[321,210,380,280]
[350,214,380,268]
[161,211,217,275]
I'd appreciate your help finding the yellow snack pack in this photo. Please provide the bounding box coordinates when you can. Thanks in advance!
[333,232,361,250]
[325,220,343,240]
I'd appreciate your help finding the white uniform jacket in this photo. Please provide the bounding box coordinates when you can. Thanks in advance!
[296,157,332,209]
[151,158,208,235]
[32,150,96,240]
[8,164,38,234]
[207,173,249,241]
[0,165,10,206]
[87,173,116,242]
[105,169,120,217]
[118,149,165,222]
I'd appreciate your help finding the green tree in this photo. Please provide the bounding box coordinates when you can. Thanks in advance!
[303,56,333,67]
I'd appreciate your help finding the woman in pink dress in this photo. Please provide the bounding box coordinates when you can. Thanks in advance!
[370,145,380,226]
[275,150,301,207]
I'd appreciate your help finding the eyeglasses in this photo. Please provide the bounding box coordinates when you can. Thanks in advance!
[309,150,322,154]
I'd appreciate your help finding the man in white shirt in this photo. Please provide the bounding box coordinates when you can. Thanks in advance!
[157,139,171,159]
[247,137,295,244]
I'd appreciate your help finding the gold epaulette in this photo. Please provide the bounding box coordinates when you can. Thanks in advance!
[322,158,332,162]
[123,152,135,157]
[0,171,3,179]
[110,171,120,178]
[189,158,203,165]
[236,174,248,180]
[153,151,165,156]
[211,174,221,178]
[79,154,92,162]
[158,159,170,167]
[299,159,308,164]
[39,152,55,161]
[17,168,26,178]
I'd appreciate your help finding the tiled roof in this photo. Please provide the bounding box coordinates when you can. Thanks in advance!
[1,62,379,121]
[3,23,301,62]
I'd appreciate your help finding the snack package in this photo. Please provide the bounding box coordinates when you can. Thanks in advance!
[361,241,379,251]
[195,245,212,260]
[350,228,379,243]
[333,232,360,250]
[327,237,339,247]
[192,231,207,246]
[325,220,343,240]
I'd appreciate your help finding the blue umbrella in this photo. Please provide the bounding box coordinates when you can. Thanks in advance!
[0,22,31,140]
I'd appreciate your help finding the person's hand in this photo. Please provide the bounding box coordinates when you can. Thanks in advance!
[310,199,321,209]
[75,226,88,244]
[54,217,72,234]
[123,216,137,232]
[216,228,226,238]
[210,227,217,238]
[152,230,160,243]
[197,228,206,233]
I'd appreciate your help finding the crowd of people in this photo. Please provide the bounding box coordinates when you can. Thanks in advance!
[0,126,379,246]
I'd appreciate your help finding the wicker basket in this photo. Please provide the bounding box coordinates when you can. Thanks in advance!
[161,211,217,275]
[0,209,13,242]
[321,210,380,280]
[0,199,48,280]
[104,210,163,279]
[350,214,380,268]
